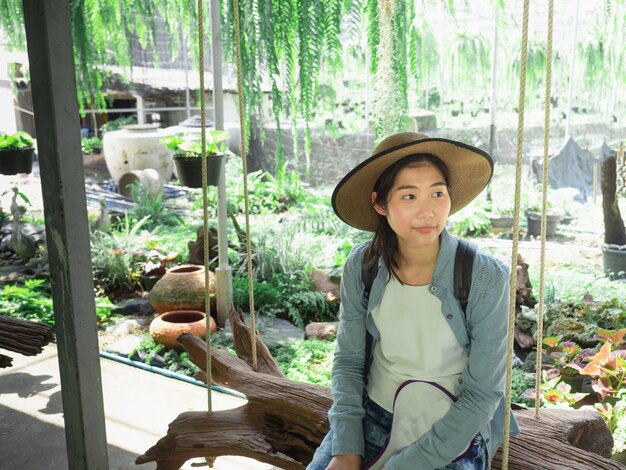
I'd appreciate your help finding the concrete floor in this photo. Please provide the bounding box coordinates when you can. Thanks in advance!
[0,344,278,470]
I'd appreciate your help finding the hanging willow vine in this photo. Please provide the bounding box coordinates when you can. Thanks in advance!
[0,0,201,111]
[4,1,621,173]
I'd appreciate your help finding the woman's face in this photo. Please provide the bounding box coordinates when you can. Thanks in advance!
[372,163,451,251]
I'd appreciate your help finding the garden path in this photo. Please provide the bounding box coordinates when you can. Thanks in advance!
[0,343,280,469]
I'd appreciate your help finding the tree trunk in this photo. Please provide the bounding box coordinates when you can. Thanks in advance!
[601,156,626,245]
[136,308,624,470]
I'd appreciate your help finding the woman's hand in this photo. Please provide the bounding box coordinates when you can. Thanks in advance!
[325,454,362,470]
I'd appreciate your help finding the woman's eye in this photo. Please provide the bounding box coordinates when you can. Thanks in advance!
[433,191,445,198]
[402,194,415,200]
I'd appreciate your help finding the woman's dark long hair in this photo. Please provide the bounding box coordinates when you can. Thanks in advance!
[364,154,451,282]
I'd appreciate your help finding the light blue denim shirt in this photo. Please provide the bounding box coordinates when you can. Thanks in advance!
[328,229,520,469]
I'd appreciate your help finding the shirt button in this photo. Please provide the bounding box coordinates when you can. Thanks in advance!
[430,286,437,293]
[458,378,463,384]
[446,314,453,320]
[465,343,470,349]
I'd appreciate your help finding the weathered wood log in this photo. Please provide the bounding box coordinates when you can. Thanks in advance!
[136,308,625,470]
[601,156,626,245]
[228,308,285,378]
[0,315,54,358]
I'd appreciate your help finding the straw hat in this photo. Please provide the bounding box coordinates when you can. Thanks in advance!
[332,132,493,232]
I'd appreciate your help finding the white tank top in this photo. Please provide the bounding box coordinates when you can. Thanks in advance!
[366,277,468,412]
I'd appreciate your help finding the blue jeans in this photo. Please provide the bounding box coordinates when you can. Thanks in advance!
[308,399,487,470]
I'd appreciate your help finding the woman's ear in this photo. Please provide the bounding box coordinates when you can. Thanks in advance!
[371,192,386,216]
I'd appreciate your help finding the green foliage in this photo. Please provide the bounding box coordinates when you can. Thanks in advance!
[81,136,102,154]
[595,391,626,456]
[448,201,492,238]
[99,116,137,134]
[0,131,34,151]
[232,272,338,330]
[272,338,335,386]
[0,279,54,326]
[130,334,200,377]
[529,265,626,305]
[130,183,184,231]
[90,214,151,295]
[160,131,229,157]
[511,367,535,407]
[238,220,341,280]
[0,278,116,327]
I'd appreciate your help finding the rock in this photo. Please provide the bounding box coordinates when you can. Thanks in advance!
[311,270,340,293]
[305,322,339,340]
[112,298,154,316]
[325,289,340,304]
[514,325,534,349]
[545,317,599,348]
[106,318,143,336]
[104,335,144,356]
[222,313,303,349]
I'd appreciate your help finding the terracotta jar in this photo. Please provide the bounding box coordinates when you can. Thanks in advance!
[148,265,216,314]
[149,310,216,350]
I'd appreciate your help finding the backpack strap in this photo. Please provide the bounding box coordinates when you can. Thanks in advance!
[361,238,476,384]
[454,238,477,315]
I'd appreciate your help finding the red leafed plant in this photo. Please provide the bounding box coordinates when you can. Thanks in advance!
[568,328,626,401]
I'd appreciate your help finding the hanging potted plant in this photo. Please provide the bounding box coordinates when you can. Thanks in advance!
[0,131,35,175]
[601,143,626,279]
[161,130,229,188]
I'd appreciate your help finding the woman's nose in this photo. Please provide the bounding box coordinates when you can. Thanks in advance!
[415,198,434,218]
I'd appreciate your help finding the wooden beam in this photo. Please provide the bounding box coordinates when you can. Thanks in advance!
[20,1,109,468]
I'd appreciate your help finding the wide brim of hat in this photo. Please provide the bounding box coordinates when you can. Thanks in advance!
[332,138,493,232]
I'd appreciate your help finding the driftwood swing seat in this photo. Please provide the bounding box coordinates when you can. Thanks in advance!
[135,309,625,470]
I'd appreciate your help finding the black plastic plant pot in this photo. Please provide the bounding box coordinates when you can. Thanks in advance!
[0,148,34,175]
[174,154,224,188]
[602,245,626,280]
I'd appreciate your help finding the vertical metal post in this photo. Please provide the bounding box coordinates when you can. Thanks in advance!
[487,5,499,201]
[21,1,109,468]
[210,0,232,327]
[564,0,580,141]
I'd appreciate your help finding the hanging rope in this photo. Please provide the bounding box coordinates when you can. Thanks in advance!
[502,0,530,467]
[233,0,258,370]
[197,0,213,415]
[534,0,554,417]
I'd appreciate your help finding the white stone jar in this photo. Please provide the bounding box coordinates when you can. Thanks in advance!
[103,124,175,184]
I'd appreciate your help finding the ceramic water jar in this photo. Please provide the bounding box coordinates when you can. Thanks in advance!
[102,124,174,184]
[147,265,216,314]
[149,310,216,350]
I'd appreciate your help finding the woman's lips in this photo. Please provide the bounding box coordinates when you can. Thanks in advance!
[414,226,435,234]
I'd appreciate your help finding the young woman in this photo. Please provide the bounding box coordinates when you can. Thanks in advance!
[308,132,520,470]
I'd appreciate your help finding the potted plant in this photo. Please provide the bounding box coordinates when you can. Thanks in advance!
[484,200,516,234]
[81,136,103,155]
[601,143,626,279]
[524,185,563,238]
[0,131,35,175]
[139,249,178,292]
[161,130,229,188]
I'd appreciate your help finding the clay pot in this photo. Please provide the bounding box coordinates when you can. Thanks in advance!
[147,265,216,314]
[118,168,164,198]
[149,310,216,350]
